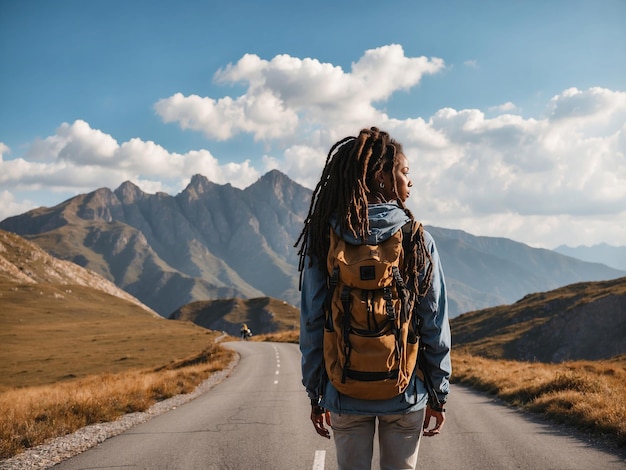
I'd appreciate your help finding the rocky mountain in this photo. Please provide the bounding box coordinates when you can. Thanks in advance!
[426,226,626,315]
[0,171,309,316]
[451,276,626,362]
[0,229,158,316]
[554,243,626,271]
[1,171,624,318]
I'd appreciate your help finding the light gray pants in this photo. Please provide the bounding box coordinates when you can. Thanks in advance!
[330,408,426,470]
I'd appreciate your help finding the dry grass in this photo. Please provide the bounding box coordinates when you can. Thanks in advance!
[0,344,235,459]
[0,281,238,459]
[253,330,299,343]
[453,352,626,447]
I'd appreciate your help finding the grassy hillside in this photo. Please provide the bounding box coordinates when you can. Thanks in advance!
[451,276,626,362]
[1,282,224,391]
[0,285,237,458]
[0,229,238,459]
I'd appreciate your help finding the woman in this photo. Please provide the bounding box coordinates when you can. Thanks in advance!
[296,127,451,470]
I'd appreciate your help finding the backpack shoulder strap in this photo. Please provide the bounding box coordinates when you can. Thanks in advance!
[401,219,422,242]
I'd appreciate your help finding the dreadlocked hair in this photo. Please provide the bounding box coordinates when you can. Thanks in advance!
[295,127,433,300]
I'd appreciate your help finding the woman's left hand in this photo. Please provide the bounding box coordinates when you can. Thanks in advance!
[423,405,446,436]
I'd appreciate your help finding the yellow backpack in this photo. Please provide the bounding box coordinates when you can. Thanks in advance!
[323,222,423,400]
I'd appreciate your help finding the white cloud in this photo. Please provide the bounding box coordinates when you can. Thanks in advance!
[547,87,626,122]
[221,81,624,249]
[422,211,626,250]
[0,120,260,197]
[25,120,119,165]
[0,142,10,158]
[2,34,626,250]
[264,144,326,190]
[250,85,626,248]
[0,190,36,222]
[489,101,518,113]
[154,91,298,142]
[155,45,445,143]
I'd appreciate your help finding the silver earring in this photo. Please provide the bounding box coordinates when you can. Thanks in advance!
[380,182,385,189]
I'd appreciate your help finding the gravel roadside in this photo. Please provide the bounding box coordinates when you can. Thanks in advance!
[0,353,239,470]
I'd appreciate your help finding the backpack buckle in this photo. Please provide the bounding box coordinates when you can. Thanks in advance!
[383,287,395,321]
[360,265,376,281]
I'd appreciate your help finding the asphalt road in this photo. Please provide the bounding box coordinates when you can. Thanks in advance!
[53,341,625,470]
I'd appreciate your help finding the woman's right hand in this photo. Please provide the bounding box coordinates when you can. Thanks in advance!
[310,405,332,439]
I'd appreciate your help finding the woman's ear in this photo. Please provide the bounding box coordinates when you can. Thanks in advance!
[375,170,386,188]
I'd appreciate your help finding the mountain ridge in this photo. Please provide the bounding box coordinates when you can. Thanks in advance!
[1,171,623,317]
[555,243,626,271]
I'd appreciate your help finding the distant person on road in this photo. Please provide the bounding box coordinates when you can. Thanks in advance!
[296,127,451,470]
[240,323,252,340]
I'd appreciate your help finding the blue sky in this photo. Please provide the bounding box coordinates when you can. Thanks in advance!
[1,0,625,249]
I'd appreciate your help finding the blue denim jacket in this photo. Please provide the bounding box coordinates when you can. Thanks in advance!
[299,203,451,415]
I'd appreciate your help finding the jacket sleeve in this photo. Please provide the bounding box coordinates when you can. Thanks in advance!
[299,254,328,401]
[416,231,452,404]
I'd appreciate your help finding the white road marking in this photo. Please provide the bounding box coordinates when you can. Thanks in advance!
[272,346,280,383]
[312,450,325,470]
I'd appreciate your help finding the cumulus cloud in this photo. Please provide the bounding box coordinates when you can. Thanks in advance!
[489,101,518,113]
[0,120,261,197]
[386,87,626,248]
[262,144,327,190]
[547,87,626,122]
[235,85,626,248]
[2,39,625,249]
[425,89,625,212]
[0,142,10,158]
[0,190,36,222]
[155,44,445,143]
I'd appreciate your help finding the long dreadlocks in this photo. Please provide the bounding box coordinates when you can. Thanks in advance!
[295,127,433,300]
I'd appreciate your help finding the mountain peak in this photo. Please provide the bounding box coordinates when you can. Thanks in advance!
[260,169,288,183]
[248,169,303,194]
[180,174,240,203]
[190,174,210,187]
[186,174,225,194]
[114,180,145,203]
